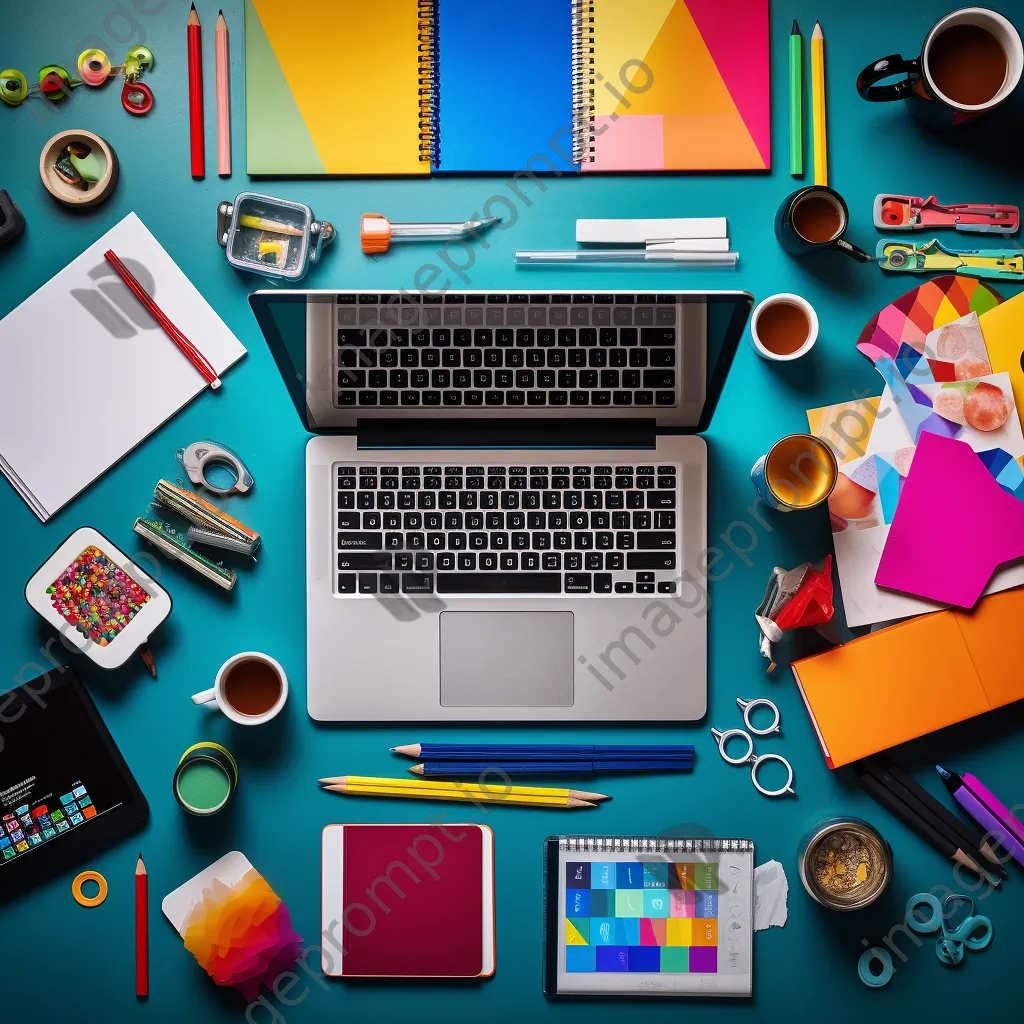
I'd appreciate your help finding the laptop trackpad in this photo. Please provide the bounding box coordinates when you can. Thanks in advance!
[440,611,574,707]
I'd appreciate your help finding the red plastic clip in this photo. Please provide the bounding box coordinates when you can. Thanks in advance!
[121,79,153,116]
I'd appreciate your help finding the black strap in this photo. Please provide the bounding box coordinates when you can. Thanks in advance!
[857,54,921,101]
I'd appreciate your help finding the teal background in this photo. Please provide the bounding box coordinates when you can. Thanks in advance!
[2,2,1023,1021]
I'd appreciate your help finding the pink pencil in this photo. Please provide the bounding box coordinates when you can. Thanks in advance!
[216,10,230,176]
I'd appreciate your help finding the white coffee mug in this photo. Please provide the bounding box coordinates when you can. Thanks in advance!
[749,293,819,362]
[191,651,288,726]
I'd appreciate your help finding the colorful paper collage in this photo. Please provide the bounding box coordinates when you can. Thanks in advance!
[809,372,1024,626]
[876,433,1024,608]
[587,0,769,171]
[856,276,1002,368]
[564,861,720,974]
[904,312,992,385]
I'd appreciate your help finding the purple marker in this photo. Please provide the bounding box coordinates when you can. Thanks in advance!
[937,765,1024,869]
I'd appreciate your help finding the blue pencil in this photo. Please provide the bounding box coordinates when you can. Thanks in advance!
[410,760,693,777]
[392,743,694,761]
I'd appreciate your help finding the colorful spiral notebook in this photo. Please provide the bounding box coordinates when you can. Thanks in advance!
[543,836,753,998]
[245,0,769,175]
[321,823,495,978]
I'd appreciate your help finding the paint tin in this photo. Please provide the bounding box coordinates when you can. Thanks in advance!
[173,741,238,816]
[751,433,838,511]
[798,817,893,911]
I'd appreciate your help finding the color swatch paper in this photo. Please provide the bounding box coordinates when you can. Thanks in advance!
[545,837,753,997]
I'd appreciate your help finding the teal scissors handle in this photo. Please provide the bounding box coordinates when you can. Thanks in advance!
[907,893,942,934]
[947,914,993,951]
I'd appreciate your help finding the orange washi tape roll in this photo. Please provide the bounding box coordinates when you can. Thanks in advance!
[72,870,109,907]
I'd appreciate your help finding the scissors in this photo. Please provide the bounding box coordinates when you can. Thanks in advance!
[711,697,795,798]
[906,893,993,965]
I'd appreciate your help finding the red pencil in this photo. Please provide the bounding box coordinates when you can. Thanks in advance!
[136,854,148,998]
[188,3,204,178]
[104,249,222,389]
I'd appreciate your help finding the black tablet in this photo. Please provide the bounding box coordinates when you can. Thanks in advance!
[0,666,148,898]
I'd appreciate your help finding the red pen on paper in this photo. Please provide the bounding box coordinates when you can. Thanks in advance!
[188,3,204,178]
[104,249,221,389]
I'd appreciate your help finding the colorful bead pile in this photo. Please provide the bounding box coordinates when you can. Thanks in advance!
[47,546,149,646]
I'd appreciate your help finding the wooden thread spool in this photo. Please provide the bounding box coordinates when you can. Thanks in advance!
[39,129,118,208]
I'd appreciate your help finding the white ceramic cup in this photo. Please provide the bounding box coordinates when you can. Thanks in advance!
[191,651,288,726]
[749,293,819,362]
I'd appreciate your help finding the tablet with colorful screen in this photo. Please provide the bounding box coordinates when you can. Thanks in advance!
[543,836,753,997]
[0,667,147,898]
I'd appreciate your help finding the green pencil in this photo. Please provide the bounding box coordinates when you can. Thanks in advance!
[789,19,803,176]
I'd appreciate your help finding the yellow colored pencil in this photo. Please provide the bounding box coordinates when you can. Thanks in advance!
[319,777,602,808]
[319,775,608,800]
[811,21,827,187]
[238,214,305,237]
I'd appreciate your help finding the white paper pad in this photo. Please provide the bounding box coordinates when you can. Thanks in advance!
[0,213,246,520]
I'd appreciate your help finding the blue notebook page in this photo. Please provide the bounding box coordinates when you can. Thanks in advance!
[436,0,576,173]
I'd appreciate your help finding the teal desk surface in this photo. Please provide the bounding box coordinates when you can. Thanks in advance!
[3,2,1023,1021]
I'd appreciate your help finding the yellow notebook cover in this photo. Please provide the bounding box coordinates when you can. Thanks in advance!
[791,588,1024,768]
[979,290,1024,429]
[245,0,427,175]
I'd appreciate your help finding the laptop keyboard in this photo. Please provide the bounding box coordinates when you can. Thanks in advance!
[335,294,678,409]
[336,463,680,597]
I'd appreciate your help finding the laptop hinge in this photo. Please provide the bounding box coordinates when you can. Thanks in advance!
[356,418,658,450]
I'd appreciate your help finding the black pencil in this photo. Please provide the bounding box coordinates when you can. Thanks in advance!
[853,765,1001,886]
[872,753,1007,872]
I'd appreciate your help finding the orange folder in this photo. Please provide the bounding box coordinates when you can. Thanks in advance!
[791,588,1024,768]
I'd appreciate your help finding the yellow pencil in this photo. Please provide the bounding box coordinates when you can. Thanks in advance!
[319,775,608,800]
[238,214,305,237]
[811,21,827,187]
[319,777,601,808]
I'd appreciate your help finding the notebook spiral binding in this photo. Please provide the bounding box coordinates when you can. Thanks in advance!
[417,0,441,168]
[570,0,597,164]
[559,837,753,854]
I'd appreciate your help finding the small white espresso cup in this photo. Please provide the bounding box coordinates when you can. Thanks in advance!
[749,292,819,362]
[191,651,288,726]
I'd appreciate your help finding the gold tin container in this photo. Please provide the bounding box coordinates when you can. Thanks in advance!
[798,817,893,910]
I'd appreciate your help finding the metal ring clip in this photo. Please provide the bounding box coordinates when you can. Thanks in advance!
[736,696,781,736]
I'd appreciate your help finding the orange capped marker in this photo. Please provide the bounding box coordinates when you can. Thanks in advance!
[360,212,501,255]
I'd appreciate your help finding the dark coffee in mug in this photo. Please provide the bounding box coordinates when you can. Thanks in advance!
[222,657,283,716]
[792,193,843,243]
[928,24,1008,105]
[756,301,811,356]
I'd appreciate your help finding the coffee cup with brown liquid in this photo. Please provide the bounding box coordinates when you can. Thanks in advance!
[857,7,1023,127]
[192,652,289,725]
[775,186,874,264]
[749,293,818,362]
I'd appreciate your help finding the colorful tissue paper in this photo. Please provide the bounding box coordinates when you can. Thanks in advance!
[182,869,303,1000]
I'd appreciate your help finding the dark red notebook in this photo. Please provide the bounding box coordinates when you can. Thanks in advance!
[321,823,495,978]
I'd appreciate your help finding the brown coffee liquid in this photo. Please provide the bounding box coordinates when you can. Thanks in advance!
[929,24,1007,105]
[793,194,843,243]
[756,301,810,356]
[223,658,282,716]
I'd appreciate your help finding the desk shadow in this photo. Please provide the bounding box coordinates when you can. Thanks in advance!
[183,789,241,854]
[219,706,297,766]
[901,96,1024,170]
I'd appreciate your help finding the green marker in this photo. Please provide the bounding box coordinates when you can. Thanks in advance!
[790,19,803,176]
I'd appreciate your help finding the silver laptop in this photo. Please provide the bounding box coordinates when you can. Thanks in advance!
[250,289,751,722]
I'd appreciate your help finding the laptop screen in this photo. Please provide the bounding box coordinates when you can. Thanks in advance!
[250,290,751,436]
